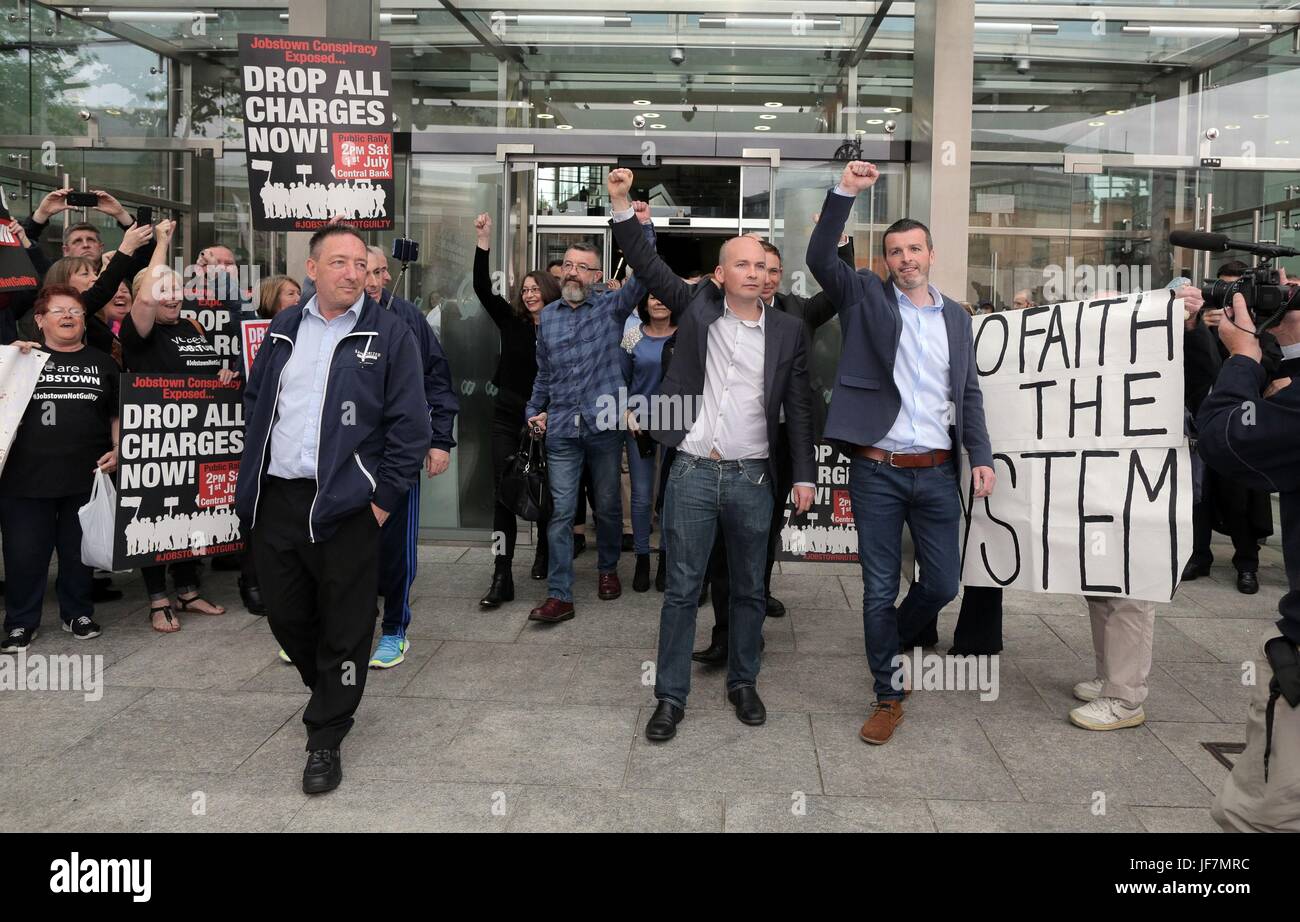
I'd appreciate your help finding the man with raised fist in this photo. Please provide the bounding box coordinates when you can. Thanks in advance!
[808,160,994,746]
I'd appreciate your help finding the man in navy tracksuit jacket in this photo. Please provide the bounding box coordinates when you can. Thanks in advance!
[363,245,459,667]
[235,225,429,794]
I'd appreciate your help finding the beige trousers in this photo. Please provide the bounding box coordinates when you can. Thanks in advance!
[1213,635,1300,832]
[1084,596,1156,706]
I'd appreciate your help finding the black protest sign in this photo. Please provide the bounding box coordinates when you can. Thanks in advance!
[181,284,244,372]
[238,33,393,232]
[113,374,246,570]
[777,443,858,563]
[0,222,37,293]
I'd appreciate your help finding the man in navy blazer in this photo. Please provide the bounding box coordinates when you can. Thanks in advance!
[807,160,995,746]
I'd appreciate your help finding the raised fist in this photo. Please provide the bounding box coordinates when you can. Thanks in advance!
[474,212,492,247]
[607,167,634,200]
[839,160,880,194]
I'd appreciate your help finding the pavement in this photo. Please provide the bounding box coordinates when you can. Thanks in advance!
[0,533,1283,832]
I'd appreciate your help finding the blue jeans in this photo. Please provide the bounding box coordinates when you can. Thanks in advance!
[545,422,624,601]
[655,454,773,709]
[626,432,663,556]
[850,457,962,700]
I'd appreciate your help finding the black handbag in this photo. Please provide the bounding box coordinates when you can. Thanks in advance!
[499,428,553,522]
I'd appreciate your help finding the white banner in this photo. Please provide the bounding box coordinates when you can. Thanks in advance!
[0,344,50,478]
[959,290,1192,602]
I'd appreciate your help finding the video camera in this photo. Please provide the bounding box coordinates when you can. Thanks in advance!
[1170,229,1300,332]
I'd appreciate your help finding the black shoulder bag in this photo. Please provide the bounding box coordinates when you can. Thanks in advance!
[499,427,552,522]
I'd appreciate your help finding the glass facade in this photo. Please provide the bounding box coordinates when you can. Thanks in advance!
[5,1,1298,537]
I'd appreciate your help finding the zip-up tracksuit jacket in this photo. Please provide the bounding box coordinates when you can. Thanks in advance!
[235,293,432,543]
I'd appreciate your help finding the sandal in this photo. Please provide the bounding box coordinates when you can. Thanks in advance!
[149,604,181,634]
[175,593,225,616]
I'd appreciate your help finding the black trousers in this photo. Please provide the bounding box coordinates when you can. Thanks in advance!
[252,477,381,751]
[141,560,201,601]
[0,493,93,631]
[491,410,550,565]
[900,584,1004,655]
[763,426,794,596]
[1191,498,1259,572]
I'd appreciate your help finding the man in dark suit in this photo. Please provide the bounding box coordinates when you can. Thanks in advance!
[808,160,995,746]
[692,236,850,664]
[605,168,815,741]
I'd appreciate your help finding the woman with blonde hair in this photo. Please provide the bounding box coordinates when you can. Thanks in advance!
[121,220,236,633]
[257,274,302,319]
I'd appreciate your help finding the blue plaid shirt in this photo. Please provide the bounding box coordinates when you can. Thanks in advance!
[526,221,655,437]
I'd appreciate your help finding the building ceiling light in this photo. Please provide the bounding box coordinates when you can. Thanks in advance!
[650,124,666,130]
[1105,109,1124,115]
[753,125,771,131]
[91,11,218,23]
[1253,113,1270,119]
[641,113,661,118]
[1276,139,1290,145]
[1224,124,1241,130]
[492,14,631,28]
[536,113,554,119]
[866,118,884,125]
[555,124,573,130]
[633,99,653,106]
[973,21,1059,34]
[758,114,777,120]
[280,13,416,25]
[1088,121,1105,127]
[1122,24,1274,39]
[882,107,903,114]
[764,102,783,108]
[699,16,841,31]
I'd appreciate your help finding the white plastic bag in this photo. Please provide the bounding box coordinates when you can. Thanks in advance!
[78,469,119,572]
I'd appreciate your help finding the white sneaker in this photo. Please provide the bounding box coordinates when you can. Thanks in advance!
[1069,697,1145,731]
[1072,677,1104,702]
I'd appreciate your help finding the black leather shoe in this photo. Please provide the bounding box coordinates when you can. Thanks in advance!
[644,701,684,741]
[654,551,666,592]
[302,748,342,794]
[633,553,651,592]
[1237,570,1260,594]
[727,685,766,726]
[480,569,515,608]
[766,596,786,618]
[531,550,547,580]
[238,577,267,616]
[692,634,727,665]
[1181,559,1211,581]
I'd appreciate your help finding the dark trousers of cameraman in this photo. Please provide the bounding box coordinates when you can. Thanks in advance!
[1190,498,1259,572]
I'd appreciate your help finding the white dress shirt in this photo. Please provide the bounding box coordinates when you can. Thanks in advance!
[681,298,768,462]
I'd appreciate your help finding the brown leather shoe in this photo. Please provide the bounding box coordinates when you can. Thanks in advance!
[859,699,904,745]
[528,597,575,623]
[598,571,622,600]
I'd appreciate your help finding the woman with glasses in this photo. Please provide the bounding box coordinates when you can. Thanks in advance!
[121,220,236,632]
[0,287,120,653]
[472,212,561,608]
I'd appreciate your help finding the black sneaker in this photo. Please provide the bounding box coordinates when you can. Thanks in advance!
[0,627,36,652]
[62,616,102,640]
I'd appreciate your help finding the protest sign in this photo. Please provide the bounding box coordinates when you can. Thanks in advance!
[113,374,245,570]
[959,290,1192,602]
[238,33,393,231]
[240,318,271,378]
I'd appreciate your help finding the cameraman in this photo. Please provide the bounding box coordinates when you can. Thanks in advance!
[1195,290,1300,832]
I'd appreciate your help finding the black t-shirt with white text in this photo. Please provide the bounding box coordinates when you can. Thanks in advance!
[119,314,223,374]
[0,345,119,498]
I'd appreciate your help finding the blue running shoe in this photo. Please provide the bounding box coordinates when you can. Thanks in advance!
[369,634,409,669]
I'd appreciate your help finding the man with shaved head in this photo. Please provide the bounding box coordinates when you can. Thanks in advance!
[607,168,816,741]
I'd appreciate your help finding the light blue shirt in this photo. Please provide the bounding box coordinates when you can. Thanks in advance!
[267,292,365,480]
[878,282,952,454]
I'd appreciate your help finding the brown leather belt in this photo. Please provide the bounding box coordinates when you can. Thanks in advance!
[854,446,952,468]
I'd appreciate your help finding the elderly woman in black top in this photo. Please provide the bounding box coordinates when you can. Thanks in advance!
[0,287,120,652]
[121,220,236,632]
[472,212,561,608]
